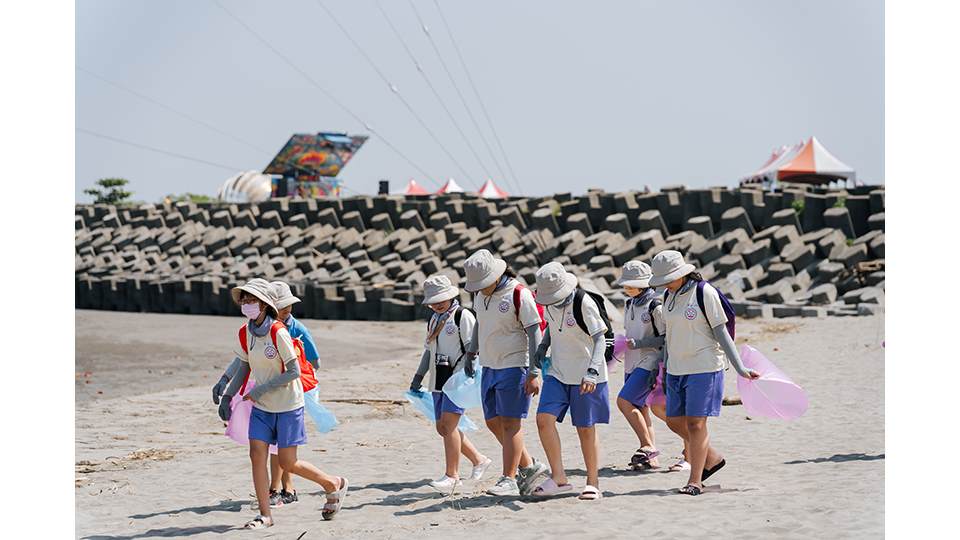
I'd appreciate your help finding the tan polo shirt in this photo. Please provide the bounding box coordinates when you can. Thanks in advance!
[544,293,608,385]
[662,282,727,376]
[623,296,665,374]
[235,325,304,413]
[474,278,541,370]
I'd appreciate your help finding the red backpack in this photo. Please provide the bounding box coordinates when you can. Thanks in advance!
[513,283,548,332]
[238,321,318,394]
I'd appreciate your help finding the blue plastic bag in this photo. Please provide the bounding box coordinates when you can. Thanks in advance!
[441,366,483,409]
[403,390,478,432]
[541,356,552,376]
[304,388,338,433]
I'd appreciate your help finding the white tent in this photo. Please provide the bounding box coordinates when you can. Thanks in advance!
[436,178,465,194]
[478,179,508,199]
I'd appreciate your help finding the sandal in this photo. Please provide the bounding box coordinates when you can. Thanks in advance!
[629,448,661,469]
[244,514,273,529]
[678,484,702,496]
[578,485,602,501]
[531,477,573,498]
[702,458,726,482]
[321,476,348,521]
[668,458,690,472]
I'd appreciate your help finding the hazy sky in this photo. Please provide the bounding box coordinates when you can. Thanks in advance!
[76,0,884,202]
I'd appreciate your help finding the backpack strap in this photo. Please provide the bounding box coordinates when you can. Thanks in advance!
[239,325,249,353]
[648,299,662,337]
[695,281,715,330]
[573,288,589,336]
[512,284,524,321]
[453,306,466,356]
[269,321,289,373]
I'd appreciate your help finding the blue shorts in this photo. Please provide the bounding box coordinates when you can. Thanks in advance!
[537,375,610,427]
[665,371,724,418]
[433,391,465,419]
[618,368,655,408]
[481,367,531,420]
[249,406,307,448]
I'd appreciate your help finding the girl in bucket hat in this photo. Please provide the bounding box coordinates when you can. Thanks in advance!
[613,260,667,471]
[462,249,550,497]
[217,278,348,528]
[528,262,610,501]
[648,251,760,496]
[212,280,329,508]
[409,274,493,492]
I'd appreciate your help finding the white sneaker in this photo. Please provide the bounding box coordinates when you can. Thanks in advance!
[429,475,462,493]
[486,476,520,496]
[518,458,551,495]
[470,457,494,481]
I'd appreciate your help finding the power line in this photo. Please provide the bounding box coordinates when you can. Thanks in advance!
[77,127,243,171]
[432,0,522,194]
[213,0,442,187]
[77,66,274,156]
[313,0,479,189]
[407,0,512,193]
[375,0,495,186]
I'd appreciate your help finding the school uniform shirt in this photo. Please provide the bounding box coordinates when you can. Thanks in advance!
[623,296,665,374]
[663,281,728,376]
[544,293,609,385]
[474,278,541,370]
[425,307,477,392]
[234,324,305,413]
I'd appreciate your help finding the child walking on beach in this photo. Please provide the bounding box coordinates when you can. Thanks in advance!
[614,261,666,470]
[463,249,550,496]
[409,275,493,491]
[529,262,610,500]
[648,251,760,496]
[217,278,347,528]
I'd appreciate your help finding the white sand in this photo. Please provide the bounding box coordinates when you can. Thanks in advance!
[76,310,884,539]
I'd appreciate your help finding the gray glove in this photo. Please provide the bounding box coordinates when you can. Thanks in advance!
[410,373,425,392]
[212,375,229,404]
[464,352,477,378]
[218,396,233,421]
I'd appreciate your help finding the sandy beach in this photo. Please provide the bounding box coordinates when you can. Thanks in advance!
[76,310,884,539]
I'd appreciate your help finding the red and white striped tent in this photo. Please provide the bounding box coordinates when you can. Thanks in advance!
[436,178,465,194]
[478,179,508,199]
[742,137,856,186]
[400,179,431,195]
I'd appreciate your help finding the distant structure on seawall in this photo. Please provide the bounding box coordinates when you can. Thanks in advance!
[264,131,368,199]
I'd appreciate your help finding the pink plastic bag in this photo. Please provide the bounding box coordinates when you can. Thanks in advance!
[612,334,629,361]
[736,345,808,421]
[224,380,278,454]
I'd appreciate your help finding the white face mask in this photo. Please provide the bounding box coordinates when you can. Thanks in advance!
[241,303,261,320]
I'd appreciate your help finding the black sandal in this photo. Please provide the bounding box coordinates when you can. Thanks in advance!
[679,484,702,496]
[702,459,726,482]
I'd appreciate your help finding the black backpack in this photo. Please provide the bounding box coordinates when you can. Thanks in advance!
[572,288,616,362]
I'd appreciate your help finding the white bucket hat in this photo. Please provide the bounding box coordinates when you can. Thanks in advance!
[648,250,696,287]
[615,260,653,288]
[463,249,508,292]
[271,281,301,310]
[231,278,278,313]
[422,274,460,305]
[534,261,578,306]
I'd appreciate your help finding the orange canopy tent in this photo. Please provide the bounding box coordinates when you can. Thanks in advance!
[401,179,431,195]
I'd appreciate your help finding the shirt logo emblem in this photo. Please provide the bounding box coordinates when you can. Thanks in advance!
[565,314,577,327]
[640,311,651,323]
[684,306,698,320]
[445,323,457,335]
[498,299,511,313]
[264,344,278,359]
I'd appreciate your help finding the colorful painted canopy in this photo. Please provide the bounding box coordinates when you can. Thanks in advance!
[743,136,855,186]
[263,132,368,178]
[478,179,508,199]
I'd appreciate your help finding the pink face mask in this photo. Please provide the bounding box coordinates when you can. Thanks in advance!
[241,303,261,320]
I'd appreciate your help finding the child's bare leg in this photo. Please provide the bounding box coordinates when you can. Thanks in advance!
[617,396,655,449]
[535,413,567,485]
[249,441,272,518]
[437,412,463,478]
[269,454,282,492]
[651,404,667,423]
[459,431,483,465]
[485,416,532,471]
[576,425,600,488]
[277,446,339,493]
[640,406,659,467]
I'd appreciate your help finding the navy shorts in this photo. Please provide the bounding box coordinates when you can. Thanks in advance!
[665,371,724,418]
[481,367,531,420]
[433,391,465,419]
[537,375,610,427]
[249,406,307,448]
[618,368,655,408]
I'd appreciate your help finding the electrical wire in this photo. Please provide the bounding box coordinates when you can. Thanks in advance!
[77,127,243,171]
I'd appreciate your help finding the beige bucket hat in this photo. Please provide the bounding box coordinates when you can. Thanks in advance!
[271,281,301,310]
[615,260,654,288]
[534,261,578,305]
[463,249,507,292]
[231,278,279,312]
[422,274,460,305]
[648,250,696,287]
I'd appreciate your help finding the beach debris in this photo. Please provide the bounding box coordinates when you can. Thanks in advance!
[126,448,175,461]
[722,396,743,406]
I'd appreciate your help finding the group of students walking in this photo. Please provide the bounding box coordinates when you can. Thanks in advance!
[212,248,760,529]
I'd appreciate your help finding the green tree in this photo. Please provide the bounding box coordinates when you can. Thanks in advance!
[166,192,213,204]
[84,178,133,205]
